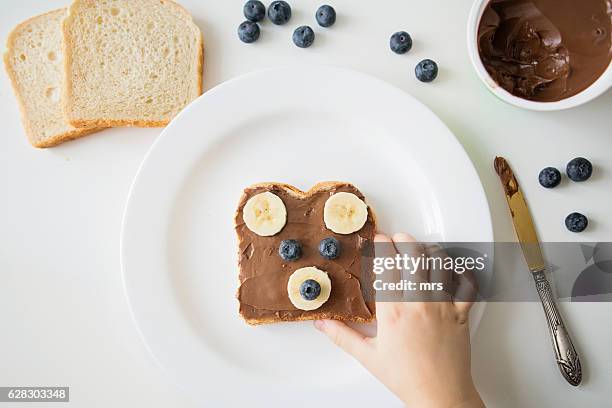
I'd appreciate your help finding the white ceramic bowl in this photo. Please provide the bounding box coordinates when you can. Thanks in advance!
[467,0,612,111]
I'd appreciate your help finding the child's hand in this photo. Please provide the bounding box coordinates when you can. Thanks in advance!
[314,233,484,408]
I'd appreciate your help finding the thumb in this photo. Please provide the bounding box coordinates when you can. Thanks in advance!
[314,320,372,363]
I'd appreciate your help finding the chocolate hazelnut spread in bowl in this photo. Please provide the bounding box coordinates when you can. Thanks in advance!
[468,0,612,110]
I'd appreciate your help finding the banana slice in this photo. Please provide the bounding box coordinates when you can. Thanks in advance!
[287,266,332,311]
[242,191,287,236]
[323,192,368,234]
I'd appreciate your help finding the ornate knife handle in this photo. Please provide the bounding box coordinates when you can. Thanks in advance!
[532,270,582,386]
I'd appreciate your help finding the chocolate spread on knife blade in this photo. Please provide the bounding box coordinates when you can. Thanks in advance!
[494,156,519,197]
[235,183,375,323]
[478,0,612,102]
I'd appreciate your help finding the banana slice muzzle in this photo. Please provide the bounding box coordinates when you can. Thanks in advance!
[242,191,287,236]
[287,266,332,311]
[323,192,368,234]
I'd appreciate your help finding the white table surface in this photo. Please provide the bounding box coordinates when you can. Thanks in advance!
[1,0,610,406]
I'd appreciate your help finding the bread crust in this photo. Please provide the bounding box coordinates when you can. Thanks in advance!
[61,0,204,129]
[33,126,103,148]
[243,313,374,326]
[3,9,102,148]
[235,181,377,325]
[68,118,170,128]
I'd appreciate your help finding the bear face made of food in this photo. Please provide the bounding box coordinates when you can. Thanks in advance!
[235,182,376,325]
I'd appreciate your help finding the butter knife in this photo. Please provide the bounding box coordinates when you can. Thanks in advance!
[494,157,582,386]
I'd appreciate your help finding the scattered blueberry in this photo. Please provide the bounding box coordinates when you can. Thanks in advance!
[538,167,562,188]
[293,25,315,48]
[389,31,412,54]
[565,212,588,233]
[243,0,266,22]
[319,237,341,260]
[238,20,260,43]
[268,1,292,25]
[566,157,592,182]
[300,279,321,301]
[279,239,302,261]
[316,5,336,27]
[415,59,438,82]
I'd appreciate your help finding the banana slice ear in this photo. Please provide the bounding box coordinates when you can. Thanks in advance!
[323,192,368,234]
[243,191,287,236]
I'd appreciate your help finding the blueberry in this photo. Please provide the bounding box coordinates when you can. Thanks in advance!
[316,5,336,27]
[319,237,341,260]
[415,59,438,82]
[300,279,321,301]
[243,0,266,22]
[566,157,592,182]
[565,212,588,233]
[293,26,315,48]
[238,20,260,43]
[390,31,412,54]
[538,167,561,188]
[279,239,302,261]
[268,1,291,25]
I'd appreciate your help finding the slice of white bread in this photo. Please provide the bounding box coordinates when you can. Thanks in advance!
[4,9,101,148]
[62,0,204,128]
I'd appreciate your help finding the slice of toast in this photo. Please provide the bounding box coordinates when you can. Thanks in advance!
[235,182,377,325]
[4,9,101,148]
[62,0,203,128]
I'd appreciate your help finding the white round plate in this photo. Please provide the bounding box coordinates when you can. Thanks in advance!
[121,66,493,406]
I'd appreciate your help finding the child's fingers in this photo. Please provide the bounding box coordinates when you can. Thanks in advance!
[392,233,429,302]
[314,320,373,364]
[374,233,404,307]
[454,269,479,320]
[425,244,453,302]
